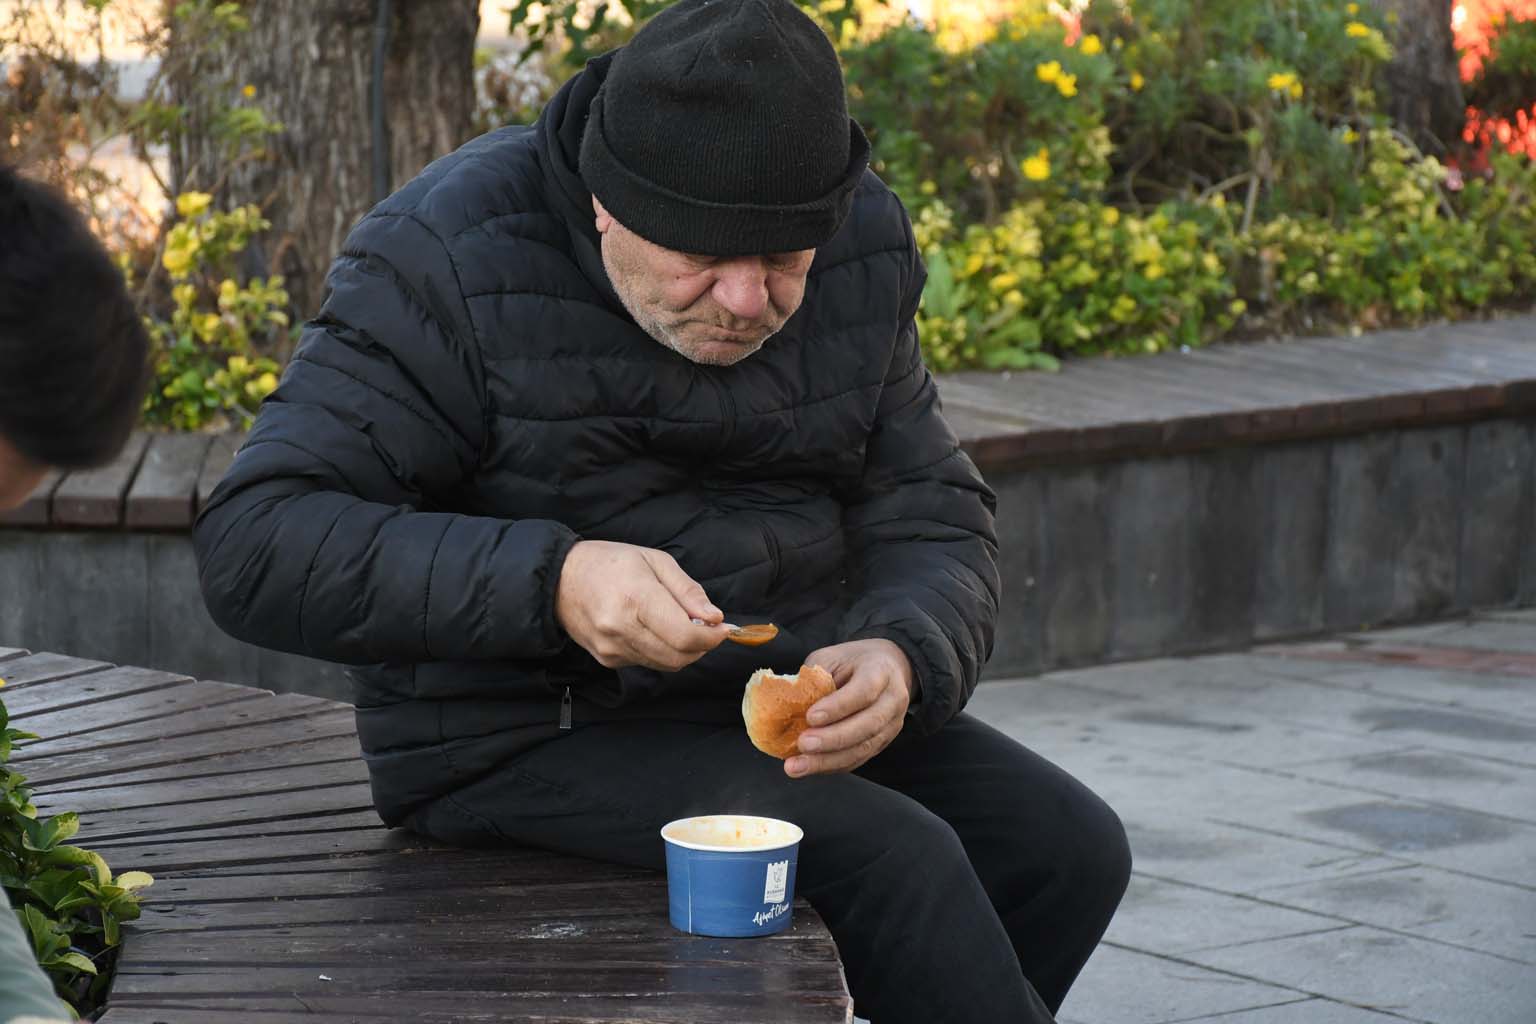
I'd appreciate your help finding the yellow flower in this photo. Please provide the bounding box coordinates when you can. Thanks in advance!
[1290,81,1304,100]
[1101,206,1121,226]
[1080,34,1103,56]
[1145,263,1166,280]
[228,355,250,375]
[1267,71,1297,92]
[1130,71,1145,91]
[175,191,212,219]
[1342,127,1360,143]
[1021,147,1051,181]
[1229,299,1247,315]
[989,272,1021,292]
[964,252,986,276]
[247,371,279,399]
[1345,21,1370,37]
[1035,60,1062,84]
[1056,73,1078,98]
[919,179,937,196]
[1003,289,1025,306]
[1346,2,1358,12]
[162,245,193,277]
[242,84,256,99]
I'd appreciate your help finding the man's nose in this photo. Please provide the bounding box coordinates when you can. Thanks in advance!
[712,260,770,322]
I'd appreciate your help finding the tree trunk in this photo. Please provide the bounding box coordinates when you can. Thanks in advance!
[1371,0,1466,156]
[166,0,481,315]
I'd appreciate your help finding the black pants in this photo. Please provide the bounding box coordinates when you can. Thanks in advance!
[407,712,1131,1024]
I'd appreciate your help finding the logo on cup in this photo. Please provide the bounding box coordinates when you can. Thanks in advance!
[763,860,789,904]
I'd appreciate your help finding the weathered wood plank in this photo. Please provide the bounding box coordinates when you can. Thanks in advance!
[36,757,370,815]
[13,691,340,760]
[15,707,357,784]
[39,735,361,793]
[126,433,216,529]
[0,467,63,526]
[0,666,190,718]
[195,432,241,510]
[0,651,112,689]
[62,781,377,843]
[0,645,29,662]
[101,992,851,1023]
[87,818,402,873]
[51,430,150,526]
[16,679,260,742]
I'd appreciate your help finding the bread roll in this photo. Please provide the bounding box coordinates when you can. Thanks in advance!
[742,664,837,759]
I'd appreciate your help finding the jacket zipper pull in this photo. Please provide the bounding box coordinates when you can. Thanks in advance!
[559,686,573,731]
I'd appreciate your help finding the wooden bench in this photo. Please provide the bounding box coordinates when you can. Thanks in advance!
[0,646,852,1023]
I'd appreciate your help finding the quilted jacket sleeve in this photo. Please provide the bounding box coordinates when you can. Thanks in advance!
[193,210,579,666]
[838,218,1001,734]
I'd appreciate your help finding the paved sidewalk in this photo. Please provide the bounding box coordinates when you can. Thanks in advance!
[971,610,1536,1024]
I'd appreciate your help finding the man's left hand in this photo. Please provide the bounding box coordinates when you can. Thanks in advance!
[786,638,914,778]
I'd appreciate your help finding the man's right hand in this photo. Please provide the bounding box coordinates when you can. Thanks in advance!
[555,540,730,671]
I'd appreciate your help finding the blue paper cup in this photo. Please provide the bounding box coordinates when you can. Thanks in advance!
[661,814,804,938]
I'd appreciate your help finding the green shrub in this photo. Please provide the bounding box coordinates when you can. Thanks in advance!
[140,192,291,432]
[915,196,1240,371]
[915,127,1536,370]
[0,681,153,1017]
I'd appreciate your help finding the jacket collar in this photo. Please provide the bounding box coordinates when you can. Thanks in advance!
[538,52,627,314]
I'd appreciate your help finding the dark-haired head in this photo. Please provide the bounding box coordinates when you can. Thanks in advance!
[0,164,150,508]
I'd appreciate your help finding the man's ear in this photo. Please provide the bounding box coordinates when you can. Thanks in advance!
[592,195,614,235]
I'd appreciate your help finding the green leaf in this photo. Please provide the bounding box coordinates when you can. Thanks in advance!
[45,846,112,886]
[47,950,98,975]
[114,870,154,892]
[19,904,69,962]
[22,812,80,852]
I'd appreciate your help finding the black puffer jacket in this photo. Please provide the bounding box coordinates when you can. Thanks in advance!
[194,55,1000,826]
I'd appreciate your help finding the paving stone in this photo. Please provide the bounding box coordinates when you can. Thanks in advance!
[1183,925,1536,1024]
[1294,662,1536,722]
[1176,998,1432,1022]
[1285,747,1536,824]
[1055,944,1302,1024]
[1256,865,1536,964]
[1105,875,1347,955]
[1353,617,1536,655]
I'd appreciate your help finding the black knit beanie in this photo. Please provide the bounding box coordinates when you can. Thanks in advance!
[580,0,870,256]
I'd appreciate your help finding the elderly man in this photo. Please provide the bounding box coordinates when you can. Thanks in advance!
[194,1,1129,1020]
[0,164,150,1023]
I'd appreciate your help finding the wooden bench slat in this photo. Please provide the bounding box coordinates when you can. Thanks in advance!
[16,680,260,741]
[14,692,340,760]
[44,741,361,796]
[101,992,851,1023]
[126,433,216,529]
[16,708,357,784]
[38,758,370,815]
[88,818,403,873]
[51,430,151,527]
[1,666,190,718]
[195,433,241,511]
[62,781,377,844]
[0,468,63,526]
[0,651,113,688]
